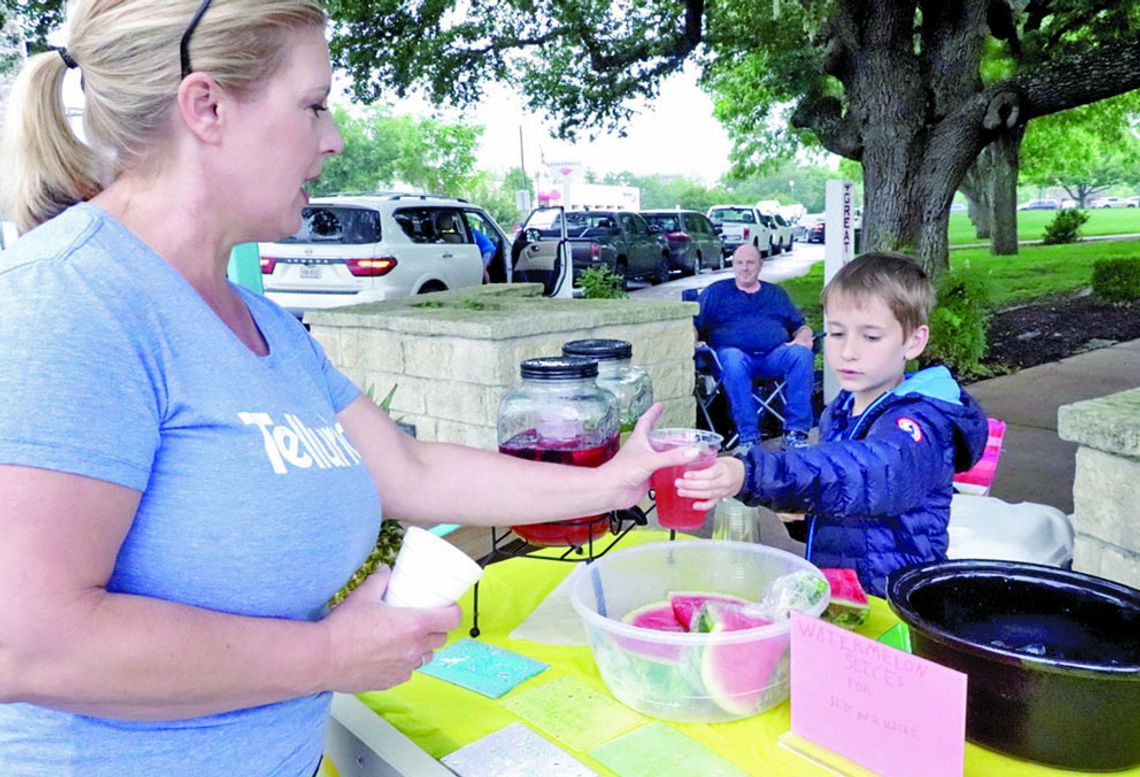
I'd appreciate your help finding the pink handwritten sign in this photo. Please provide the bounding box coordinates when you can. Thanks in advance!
[789,612,967,777]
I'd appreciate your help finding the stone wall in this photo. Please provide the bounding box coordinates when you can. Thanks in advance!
[1057,387,1140,589]
[307,284,697,452]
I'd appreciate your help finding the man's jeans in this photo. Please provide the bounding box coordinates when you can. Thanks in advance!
[716,344,813,443]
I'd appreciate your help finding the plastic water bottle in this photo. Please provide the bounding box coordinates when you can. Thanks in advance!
[712,498,761,543]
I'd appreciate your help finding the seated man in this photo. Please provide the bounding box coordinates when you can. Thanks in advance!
[694,244,814,450]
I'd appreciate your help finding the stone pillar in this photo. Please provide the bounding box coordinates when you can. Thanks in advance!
[1057,388,1140,589]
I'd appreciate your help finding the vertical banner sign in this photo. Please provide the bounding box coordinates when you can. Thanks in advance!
[823,180,857,402]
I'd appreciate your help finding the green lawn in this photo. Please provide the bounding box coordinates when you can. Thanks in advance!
[782,237,1140,330]
[948,208,1140,245]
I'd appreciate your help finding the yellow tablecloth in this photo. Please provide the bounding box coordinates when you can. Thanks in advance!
[358,531,1136,776]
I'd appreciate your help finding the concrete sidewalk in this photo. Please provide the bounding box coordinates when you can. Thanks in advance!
[964,338,1140,514]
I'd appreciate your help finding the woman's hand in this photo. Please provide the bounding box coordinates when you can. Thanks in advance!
[675,455,746,512]
[601,403,698,508]
[320,567,460,693]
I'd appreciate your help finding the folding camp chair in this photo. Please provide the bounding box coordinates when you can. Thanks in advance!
[683,287,823,449]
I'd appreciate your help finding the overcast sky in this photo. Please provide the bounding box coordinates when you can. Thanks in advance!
[353,64,734,183]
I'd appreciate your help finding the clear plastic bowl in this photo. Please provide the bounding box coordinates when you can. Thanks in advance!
[569,540,828,723]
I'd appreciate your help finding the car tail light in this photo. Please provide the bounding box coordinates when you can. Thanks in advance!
[666,232,691,243]
[590,244,601,258]
[259,256,277,274]
[743,228,751,240]
[346,257,397,276]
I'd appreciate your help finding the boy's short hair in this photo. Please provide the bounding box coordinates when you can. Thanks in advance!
[822,252,935,336]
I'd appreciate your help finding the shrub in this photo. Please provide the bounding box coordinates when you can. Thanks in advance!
[1091,256,1140,302]
[1042,208,1089,245]
[923,270,992,377]
[577,266,628,299]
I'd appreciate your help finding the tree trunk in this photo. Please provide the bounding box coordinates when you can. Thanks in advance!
[960,162,992,239]
[989,129,1022,255]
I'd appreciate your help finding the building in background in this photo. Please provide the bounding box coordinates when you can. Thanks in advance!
[536,182,640,211]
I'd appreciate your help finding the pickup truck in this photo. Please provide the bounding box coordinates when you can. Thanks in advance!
[707,205,774,259]
[512,208,672,288]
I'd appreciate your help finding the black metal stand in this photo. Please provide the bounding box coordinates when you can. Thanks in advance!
[468,505,650,638]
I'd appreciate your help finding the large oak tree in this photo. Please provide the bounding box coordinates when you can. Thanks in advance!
[325,0,1140,275]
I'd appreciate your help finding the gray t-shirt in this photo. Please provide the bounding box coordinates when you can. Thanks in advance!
[0,203,379,775]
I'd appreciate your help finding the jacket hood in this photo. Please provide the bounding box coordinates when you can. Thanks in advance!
[894,365,989,472]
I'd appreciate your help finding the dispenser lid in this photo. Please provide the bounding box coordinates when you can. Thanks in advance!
[561,338,633,362]
[520,356,599,380]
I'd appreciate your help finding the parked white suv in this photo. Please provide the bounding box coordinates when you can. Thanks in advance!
[259,194,509,316]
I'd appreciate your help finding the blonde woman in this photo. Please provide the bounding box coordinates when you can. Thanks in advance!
[0,2,689,773]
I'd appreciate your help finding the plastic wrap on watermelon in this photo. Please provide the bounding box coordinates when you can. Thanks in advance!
[755,569,830,620]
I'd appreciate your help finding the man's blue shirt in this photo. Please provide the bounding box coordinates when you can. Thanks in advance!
[694,279,806,355]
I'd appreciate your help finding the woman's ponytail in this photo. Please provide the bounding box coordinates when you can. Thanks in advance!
[1,50,103,234]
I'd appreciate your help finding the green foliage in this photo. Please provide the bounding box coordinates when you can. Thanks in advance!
[1020,94,1140,205]
[1042,209,1090,245]
[576,266,627,299]
[0,2,67,54]
[315,104,481,197]
[1091,257,1140,303]
[923,271,992,378]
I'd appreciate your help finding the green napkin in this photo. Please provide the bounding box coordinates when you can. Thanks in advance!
[589,723,749,777]
[503,677,645,752]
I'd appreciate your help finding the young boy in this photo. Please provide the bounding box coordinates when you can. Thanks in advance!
[681,252,989,598]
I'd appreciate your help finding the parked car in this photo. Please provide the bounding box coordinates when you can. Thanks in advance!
[514,208,671,287]
[758,211,795,254]
[1129,196,1140,208]
[949,203,968,214]
[1017,199,1059,211]
[1090,196,1133,209]
[802,214,826,243]
[258,194,509,317]
[706,205,774,258]
[640,209,724,274]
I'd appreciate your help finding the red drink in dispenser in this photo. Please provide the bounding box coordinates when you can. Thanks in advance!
[498,356,621,548]
[500,431,620,546]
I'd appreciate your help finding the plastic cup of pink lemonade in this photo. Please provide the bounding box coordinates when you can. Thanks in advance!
[648,428,723,530]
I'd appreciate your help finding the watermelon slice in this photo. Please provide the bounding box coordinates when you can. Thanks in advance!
[619,600,686,662]
[622,601,685,632]
[694,600,788,717]
[668,591,749,631]
[693,600,772,634]
[821,568,870,628]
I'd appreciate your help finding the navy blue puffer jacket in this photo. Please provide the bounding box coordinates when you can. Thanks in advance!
[737,366,989,598]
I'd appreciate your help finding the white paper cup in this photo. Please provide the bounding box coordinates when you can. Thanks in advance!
[382,526,484,608]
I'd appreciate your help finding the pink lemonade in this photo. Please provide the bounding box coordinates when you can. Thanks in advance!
[499,430,620,547]
[651,448,717,529]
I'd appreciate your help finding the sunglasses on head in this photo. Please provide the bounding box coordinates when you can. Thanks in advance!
[179,0,214,79]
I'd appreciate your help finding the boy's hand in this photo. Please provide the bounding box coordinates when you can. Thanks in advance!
[777,512,806,523]
[675,455,745,512]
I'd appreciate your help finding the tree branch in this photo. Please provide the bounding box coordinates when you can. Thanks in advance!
[1014,39,1140,121]
[578,0,704,72]
[791,94,863,160]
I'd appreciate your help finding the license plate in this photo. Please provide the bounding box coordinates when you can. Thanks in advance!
[299,265,322,279]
